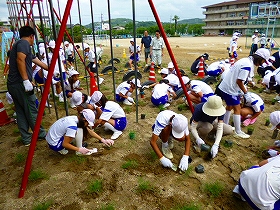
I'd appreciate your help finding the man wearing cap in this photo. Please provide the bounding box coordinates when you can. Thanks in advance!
[115,78,141,105]
[217,48,270,139]
[7,26,49,146]
[150,30,164,68]
[46,109,108,155]
[128,38,141,69]
[250,30,259,54]
[64,41,74,66]
[190,95,233,158]
[90,91,127,140]
[140,31,152,66]
[150,110,191,172]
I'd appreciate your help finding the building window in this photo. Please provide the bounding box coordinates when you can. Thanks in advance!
[227,21,235,26]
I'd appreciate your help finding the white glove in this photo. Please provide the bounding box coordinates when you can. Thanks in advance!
[274,140,280,147]
[78,147,90,154]
[211,144,219,158]
[244,93,253,104]
[160,156,173,168]
[127,97,135,104]
[179,155,189,171]
[268,149,278,157]
[142,85,150,89]
[101,139,114,147]
[23,80,33,92]
[196,138,205,147]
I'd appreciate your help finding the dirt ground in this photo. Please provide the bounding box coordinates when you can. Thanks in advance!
[0,36,280,210]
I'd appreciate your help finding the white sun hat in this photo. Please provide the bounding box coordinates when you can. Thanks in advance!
[131,78,141,88]
[182,76,190,85]
[69,70,80,77]
[72,91,83,106]
[81,109,95,126]
[202,95,226,116]
[172,114,188,139]
[255,48,270,60]
[90,91,103,105]
[167,62,174,69]
[48,40,56,49]
[160,68,169,75]
[270,111,280,130]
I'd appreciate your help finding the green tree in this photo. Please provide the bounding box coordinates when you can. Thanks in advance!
[172,15,180,35]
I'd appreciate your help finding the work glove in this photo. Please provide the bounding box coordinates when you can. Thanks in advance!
[268,149,278,157]
[160,156,173,168]
[127,97,135,104]
[101,139,114,147]
[142,85,150,89]
[179,155,189,171]
[243,93,253,104]
[242,118,251,127]
[196,138,205,147]
[274,140,280,147]
[211,144,219,158]
[23,80,33,92]
[78,147,90,154]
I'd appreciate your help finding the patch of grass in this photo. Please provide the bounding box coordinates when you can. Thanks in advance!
[67,155,87,164]
[149,150,158,162]
[172,202,201,210]
[88,179,103,194]
[29,169,48,181]
[32,200,53,210]
[124,106,132,113]
[122,159,138,169]
[13,128,20,133]
[16,136,22,143]
[138,100,147,106]
[158,104,165,112]
[14,153,27,163]
[203,180,224,198]
[181,165,193,177]
[98,203,115,210]
[136,177,155,193]
[178,103,187,111]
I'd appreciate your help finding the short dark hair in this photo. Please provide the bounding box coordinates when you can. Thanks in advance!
[19,26,35,38]
[156,30,160,34]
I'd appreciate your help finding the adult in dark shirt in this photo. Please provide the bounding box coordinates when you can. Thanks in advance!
[190,53,209,75]
[189,95,233,158]
[140,30,152,66]
[7,26,49,146]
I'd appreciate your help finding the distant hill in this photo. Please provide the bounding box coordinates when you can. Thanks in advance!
[85,18,203,28]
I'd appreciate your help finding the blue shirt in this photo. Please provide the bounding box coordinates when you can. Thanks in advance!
[190,103,224,123]
[141,36,152,48]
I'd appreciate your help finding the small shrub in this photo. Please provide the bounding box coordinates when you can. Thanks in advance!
[15,153,27,163]
[203,181,224,198]
[88,179,103,194]
[32,200,53,210]
[29,169,48,181]
[122,159,138,169]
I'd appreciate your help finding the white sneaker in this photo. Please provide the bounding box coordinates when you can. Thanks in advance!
[233,131,250,139]
[98,77,104,85]
[123,99,133,105]
[58,148,68,155]
[59,96,64,103]
[162,146,173,159]
[111,131,122,140]
[163,103,170,108]
[45,102,52,108]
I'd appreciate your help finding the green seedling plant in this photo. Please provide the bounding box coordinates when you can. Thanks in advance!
[149,150,158,162]
[13,128,20,133]
[15,153,27,163]
[29,169,48,181]
[136,177,155,193]
[122,159,138,169]
[171,202,201,210]
[265,118,270,126]
[32,200,53,210]
[203,180,224,198]
[247,125,254,135]
[158,104,165,112]
[88,179,103,194]
[129,131,136,139]
[178,104,187,111]
[124,106,132,113]
[67,155,87,165]
[98,203,115,210]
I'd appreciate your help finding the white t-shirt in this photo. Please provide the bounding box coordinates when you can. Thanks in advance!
[100,101,126,121]
[244,92,264,112]
[252,34,259,44]
[240,155,280,210]
[219,57,254,96]
[48,51,66,76]
[129,45,140,54]
[64,79,80,91]
[65,45,73,56]
[153,110,189,136]
[229,40,238,53]
[116,81,131,96]
[46,116,78,146]
[152,83,174,99]
[190,80,213,95]
[207,61,224,72]
[274,68,280,85]
[87,49,95,62]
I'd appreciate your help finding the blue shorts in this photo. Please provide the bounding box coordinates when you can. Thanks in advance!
[129,54,139,62]
[173,85,180,92]
[201,93,214,103]
[220,89,240,106]
[48,136,64,151]
[151,95,168,106]
[34,72,45,84]
[207,69,222,77]
[116,94,125,102]
[114,117,127,131]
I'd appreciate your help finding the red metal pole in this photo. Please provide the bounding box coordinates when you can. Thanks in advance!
[18,0,74,198]
[147,0,194,113]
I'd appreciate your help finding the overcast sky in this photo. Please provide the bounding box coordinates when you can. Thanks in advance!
[1,0,223,24]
